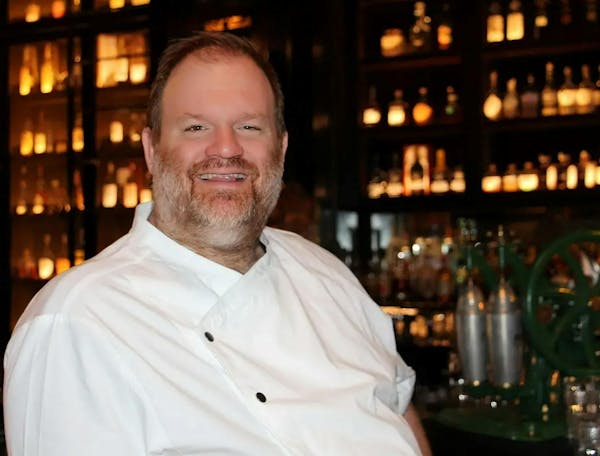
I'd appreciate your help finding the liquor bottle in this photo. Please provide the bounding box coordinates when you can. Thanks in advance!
[486,225,523,388]
[15,174,29,215]
[594,64,600,109]
[123,162,139,208]
[533,0,549,39]
[71,39,83,89]
[506,0,525,41]
[430,148,450,194]
[55,233,71,275]
[24,1,41,22]
[559,0,573,25]
[409,1,432,52]
[576,64,595,115]
[443,85,461,121]
[437,2,453,50]
[486,0,505,43]
[483,71,503,121]
[408,149,426,196]
[19,45,38,96]
[109,119,124,143]
[455,219,487,385]
[537,153,551,191]
[51,0,66,18]
[32,165,47,214]
[17,248,38,279]
[74,228,85,266]
[481,163,502,193]
[566,156,578,190]
[502,78,520,119]
[139,171,153,203]
[450,167,466,193]
[72,113,84,152]
[387,89,409,127]
[367,154,387,199]
[520,74,540,118]
[386,152,404,198]
[541,62,558,116]
[556,151,571,190]
[40,43,56,94]
[73,169,85,211]
[557,66,577,115]
[20,118,34,156]
[34,111,47,154]
[102,161,118,208]
[578,150,596,189]
[584,0,598,23]
[416,145,431,195]
[109,0,126,9]
[546,158,559,190]
[502,163,519,192]
[38,234,56,280]
[362,86,381,126]
[412,86,434,125]
[380,28,406,58]
[517,162,539,192]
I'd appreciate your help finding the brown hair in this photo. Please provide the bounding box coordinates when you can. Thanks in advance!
[146,31,286,142]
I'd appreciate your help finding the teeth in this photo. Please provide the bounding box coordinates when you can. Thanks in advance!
[200,173,247,182]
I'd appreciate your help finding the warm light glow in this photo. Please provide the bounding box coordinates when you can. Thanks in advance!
[110,120,124,143]
[74,249,85,266]
[19,65,34,96]
[109,0,126,9]
[40,44,55,94]
[412,102,433,125]
[115,57,129,83]
[450,171,466,193]
[102,183,118,208]
[367,182,386,199]
[388,105,407,126]
[15,203,27,215]
[482,175,502,193]
[546,165,558,190]
[566,164,578,189]
[362,107,381,126]
[55,257,71,275]
[123,182,138,208]
[129,58,147,84]
[34,132,47,154]
[51,0,66,18]
[585,162,596,188]
[139,188,153,203]
[483,94,502,120]
[502,174,518,192]
[386,181,403,198]
[430,178,449,194]
[380,29,404,57]
[38,257,55,280]
[486,15,504,43]
[72,126,84,152]
[517,172,539,192]
[20,130,34,156]
[25,2,41,22]
[130,0,150,4]
[506,12,524,40]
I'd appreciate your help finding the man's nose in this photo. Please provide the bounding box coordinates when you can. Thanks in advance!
[206,126,243,158]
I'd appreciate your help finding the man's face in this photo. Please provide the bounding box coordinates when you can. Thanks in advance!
[143,53,287,247]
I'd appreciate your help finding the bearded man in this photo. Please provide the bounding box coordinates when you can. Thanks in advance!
[4,32,431,456]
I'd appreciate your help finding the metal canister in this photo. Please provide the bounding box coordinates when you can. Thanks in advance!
[456,277,487,384]
[486,275,523,387]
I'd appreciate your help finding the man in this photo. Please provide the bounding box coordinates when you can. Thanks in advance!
[4,32,431,455]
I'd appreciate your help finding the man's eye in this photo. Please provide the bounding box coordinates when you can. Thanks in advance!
[185,125,205,132]
[242,125,261,131]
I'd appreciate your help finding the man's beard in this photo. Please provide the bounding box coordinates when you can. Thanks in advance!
[150,148,284,250]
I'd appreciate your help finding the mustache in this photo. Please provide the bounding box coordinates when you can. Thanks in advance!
[188,157,258,177]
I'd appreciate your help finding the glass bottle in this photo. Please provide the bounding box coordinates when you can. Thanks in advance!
[502,163,519,192]
[55,233,71,275]
[20,118,34,156]
[506,0,525,41]
[367,154,387,199]
[537,153,551,191]
[38,234,56,280]
[34,111,47,155]
[556,152,571,190]
[595,64,600,109]
[546,158,559,191]
[362,86,381,126]
[109,119,124,143]
[502,77,520,119]
[430,148,450,194]
[517,162,539,192]
[19,45,38,96]
[520,74,540,118]
[24,1,41,22]
[483,70,503,121]
[559,0,573,26]
[584,0,598,23]
[51,0,66,18]
[437,2,453,50]
[444,85,461,121]
[450,167,466,193]
[412,86,434,125]
[576,64,595,115]
[102,161,118,208]
[40,43,56,94]
[408,151,425,196]
[72,113,84,152]
[566,156,578,190]
[15,169,30,215]
[109,0,126,9]
[557,66,577,115]
[533,0,549,39]
[416,145,430,195]
[486,1,505,43]
[541,62,558,117]
[386,152,404,198]
[74,228,85,266]
[32,165,47,214]
[380,28,406,58]
[73,169,85,211]
[481,163,502,193]
[139,171,153,203]
[387,89,409,127]
[578,150,596,189]
[18,248,38,279]
[122,162,139,208]
[409,1,432,52]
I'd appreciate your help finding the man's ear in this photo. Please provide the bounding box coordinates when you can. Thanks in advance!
[281,131,288,159]
[142,127,156,174]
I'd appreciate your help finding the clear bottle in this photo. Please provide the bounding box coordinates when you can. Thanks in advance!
[34,111,47,154]
[502,77,520,119]
[40,42,56,94]
[557,66,577,115]
[102,161,118,208]
[409,150,426,196]
[386,152,404,198]
[541,62,558,117]
[409,1,432,52]
[387,89,409,127]
[502,163,519,192]
[486,0,505,43]
[506,0,525,41]
[32,165,46,215]
[437,2,453,50]
[481,163,502,193]
[19,45,38,96]
[55,233,71,275]
[450,167,466,193]
[72,112,84,152]
[20,118,34,156]
[122,162,139,208]
[367,154,388,199]
[430,148,450,195]
[576,64,595,115]
[362,86,381,126]
[520,74,540,118]
[533,0,549,40]
[412,86,434,125]
[38,234,56,280]
[483,70,503,121]
[517,162,539,192]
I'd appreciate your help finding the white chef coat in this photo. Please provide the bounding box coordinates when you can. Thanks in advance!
[4,202,420,456]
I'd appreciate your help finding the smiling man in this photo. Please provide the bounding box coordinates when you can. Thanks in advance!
[4,32,431,456]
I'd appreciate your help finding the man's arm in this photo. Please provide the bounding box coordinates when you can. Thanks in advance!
[404,404,433,456]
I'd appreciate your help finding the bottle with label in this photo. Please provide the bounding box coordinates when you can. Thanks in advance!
[502,78,520,119]
[576,64,595,115]
[409,1,432,52]
[386,152,404,198]
[38,234,56,280]
[55,233,71,275]
[506,0,525,41]
[412,86,434,125]
[557,66,577,115]
[362,86,381,126]
[102,161,118,208]
[483,70,503,121]
[437,2,453,50]
[387,89,409,127]
[541,62,558,116]
[520,74,540,118]
[486,1,505,43]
